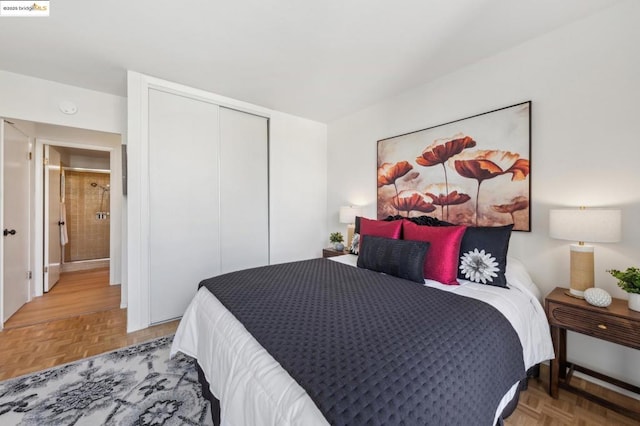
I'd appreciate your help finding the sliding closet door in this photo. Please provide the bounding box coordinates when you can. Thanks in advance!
[219,107,269,273]
[148,89,221,324]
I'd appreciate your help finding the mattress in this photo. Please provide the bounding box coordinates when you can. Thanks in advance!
[171,255,554,425]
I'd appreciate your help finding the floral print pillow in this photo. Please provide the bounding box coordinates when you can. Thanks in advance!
[457,225,513,288]
[350,233,360,255]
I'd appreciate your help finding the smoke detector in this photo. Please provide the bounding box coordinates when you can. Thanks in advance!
[59,101,78,115]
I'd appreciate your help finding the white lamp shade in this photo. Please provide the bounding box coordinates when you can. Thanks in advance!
[549,209,621,243]
[339,206,363,224]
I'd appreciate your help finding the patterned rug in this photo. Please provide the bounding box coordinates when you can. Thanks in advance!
[0,335,212,425]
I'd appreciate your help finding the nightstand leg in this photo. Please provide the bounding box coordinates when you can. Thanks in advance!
[559,328,567,380]
[549,325,560,398]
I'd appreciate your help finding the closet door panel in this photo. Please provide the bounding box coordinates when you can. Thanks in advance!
[148,89,220,324]
[219,107,269,273]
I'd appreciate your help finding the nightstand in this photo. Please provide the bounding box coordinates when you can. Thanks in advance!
[545,287,640,420]
[322,248,349,258]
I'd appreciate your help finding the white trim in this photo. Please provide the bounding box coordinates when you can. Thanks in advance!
[126,71,273,332]
[63,167,110,173]
[43,144,50,292]
[0,119,5,329]
[126,71,146,332]
[142,74,272,120]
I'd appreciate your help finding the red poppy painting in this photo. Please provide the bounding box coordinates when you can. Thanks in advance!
[377,102,531,231]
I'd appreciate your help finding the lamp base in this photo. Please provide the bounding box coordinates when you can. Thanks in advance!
[569,244,594,298]
[346,224,355,250]
[565,290,585,300]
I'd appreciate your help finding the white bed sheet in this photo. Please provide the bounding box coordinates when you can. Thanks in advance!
[171,255,554,426]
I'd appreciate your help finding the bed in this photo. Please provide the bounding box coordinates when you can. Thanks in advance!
[170,249,554,426]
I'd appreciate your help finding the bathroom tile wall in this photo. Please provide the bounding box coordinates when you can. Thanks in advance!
[64,171,110,262]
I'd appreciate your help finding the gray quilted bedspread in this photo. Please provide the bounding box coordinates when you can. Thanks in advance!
[199,258,525,425]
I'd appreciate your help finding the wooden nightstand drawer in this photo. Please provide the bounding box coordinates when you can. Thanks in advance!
[547,301,640,348]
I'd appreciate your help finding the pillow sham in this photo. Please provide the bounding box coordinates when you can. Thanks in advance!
[357,235,430,283]
[402,220,466,285]
[359,217,403,240]
[505,256,541,301]
[457,225,513,288]
[359,218,402,253]
[350,233,360,255]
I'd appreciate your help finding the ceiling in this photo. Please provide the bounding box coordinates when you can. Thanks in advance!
[0,0,621,123]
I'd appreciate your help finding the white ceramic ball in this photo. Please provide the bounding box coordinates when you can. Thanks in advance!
[584,288,612,308]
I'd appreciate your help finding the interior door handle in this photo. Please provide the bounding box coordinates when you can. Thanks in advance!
[3,229,16,236]
[58,221,65,226]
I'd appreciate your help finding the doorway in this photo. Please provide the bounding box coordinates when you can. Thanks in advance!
[62,168,111,270]
[0,118,123,330]
[27,144,115,325]
[48,147,112,280]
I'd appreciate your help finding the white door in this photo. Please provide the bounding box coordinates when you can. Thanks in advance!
[219,107,269,273]
[148,89,221,324]
[1,120,30,323]
[43,145,61,292]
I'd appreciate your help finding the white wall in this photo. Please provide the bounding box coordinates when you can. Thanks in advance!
[327,0,640,388]
[270,111,328,263]
[0,70,125,134]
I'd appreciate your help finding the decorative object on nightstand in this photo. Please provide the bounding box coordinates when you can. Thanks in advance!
[549,207,621,298]
[608,267,640,312]
[583,287,612,307]
[329,232,345,251]
[339,205,363,249]
[545,287,640,420]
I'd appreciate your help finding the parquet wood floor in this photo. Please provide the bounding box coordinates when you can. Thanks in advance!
[0,268,179,381]
[0,308,178,381]
[3,268,120,329]
[506,365,640,425]
[1,269,638,424]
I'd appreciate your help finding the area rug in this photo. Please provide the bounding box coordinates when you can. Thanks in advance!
[0,335,212,425]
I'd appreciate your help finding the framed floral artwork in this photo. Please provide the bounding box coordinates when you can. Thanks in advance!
[377,101,531,231]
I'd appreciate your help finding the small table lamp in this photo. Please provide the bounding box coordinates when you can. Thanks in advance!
[549,208,621,298]
[340,206,363,250]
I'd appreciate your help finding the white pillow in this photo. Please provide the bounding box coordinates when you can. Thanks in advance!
[505,256,542,302]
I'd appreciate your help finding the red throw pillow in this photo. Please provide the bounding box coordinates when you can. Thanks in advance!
[402,220,467,285]
[359,217,403,239]
[359,218,403,252]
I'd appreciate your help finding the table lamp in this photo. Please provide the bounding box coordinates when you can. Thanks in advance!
[549,207,621,298]
[339,205,363,249]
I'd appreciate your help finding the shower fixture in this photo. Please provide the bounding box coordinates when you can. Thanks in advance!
[90,182,111,219]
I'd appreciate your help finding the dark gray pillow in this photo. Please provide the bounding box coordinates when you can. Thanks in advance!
[357,235,430,283]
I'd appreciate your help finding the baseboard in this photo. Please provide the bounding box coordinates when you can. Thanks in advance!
[62,259,110,272]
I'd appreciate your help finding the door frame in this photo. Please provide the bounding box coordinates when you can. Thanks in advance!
[43,144,61,292]
[34,138,116,297]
